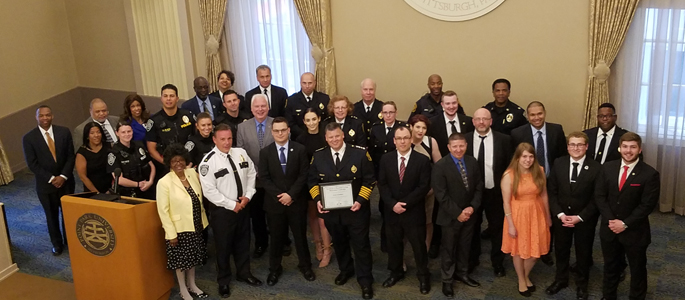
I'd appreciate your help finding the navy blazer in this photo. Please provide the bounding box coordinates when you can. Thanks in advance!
[181,95,225,120]
[22,125,76,193]
[258,141,309,214]
[432,155,483,227]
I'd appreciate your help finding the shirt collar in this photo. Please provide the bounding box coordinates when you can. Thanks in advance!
[385,121,395,128]
[598,125,616,137]
[93,118,110,125]
[398,149,412,160]
[570,155,586,165]
[364,101,374,110]
[254,118,267,127]
[275,140,289,149]
[477,129,492,138]
[621,158,639,169]
[444,112,458,122]
[302,91,313,99]
[331,143,347,157]
[530,123,547,135]
[38,125,53,135]
[261,84,272,91]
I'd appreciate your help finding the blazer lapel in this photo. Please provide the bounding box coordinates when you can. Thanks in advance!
[283,144,295,175]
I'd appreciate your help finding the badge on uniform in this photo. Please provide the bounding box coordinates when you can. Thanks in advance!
[182,115,190,124]
[351,165,357,174]
[139,148,146,160]
[349,129,355,137]
[107,153,115,166]
[200,164,209,176]
[378,112,382,119]
[185,141,195,152]
[144,119,154,131]
[319,103,324,110]
[506,113,514,123]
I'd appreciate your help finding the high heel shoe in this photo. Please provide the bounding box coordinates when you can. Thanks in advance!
[319,243,333,268]
[314,240,323,261]
[188,288,209,298]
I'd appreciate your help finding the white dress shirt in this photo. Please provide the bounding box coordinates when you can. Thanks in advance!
[569,155,586,183]
[331,143,347,162]
[261,84,273,108]
[595,125,616,164]
[619,158,639,187]
[363,101,374,112]
[473,130,494,189]
[96,118,118,143]
[444,112,461,137]
[397,149,411,173]
[385,122,395,135]
[199,146,257,211]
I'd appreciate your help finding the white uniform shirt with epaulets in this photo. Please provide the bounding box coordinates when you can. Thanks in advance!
[198,146,257,211]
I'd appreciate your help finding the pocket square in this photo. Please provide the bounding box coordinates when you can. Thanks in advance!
[630,183,641,187]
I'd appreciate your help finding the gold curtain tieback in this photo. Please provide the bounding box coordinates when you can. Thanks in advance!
[205,35,220,55]
[311,44,333,62]
[588,59,611,83]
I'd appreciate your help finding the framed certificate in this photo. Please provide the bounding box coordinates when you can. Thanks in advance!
[320,181,354,211]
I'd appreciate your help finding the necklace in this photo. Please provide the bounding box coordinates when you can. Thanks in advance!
[179,177,187,182]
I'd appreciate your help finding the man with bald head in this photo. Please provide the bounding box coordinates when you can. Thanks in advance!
[409,74,464,121]
[181,76,225,121]
[73,98,119,150]
[285,72,330,140]
[465,108,513,277]
[353,78,384,137]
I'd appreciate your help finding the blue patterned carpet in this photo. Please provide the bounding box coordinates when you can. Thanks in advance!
[2,169,685,299]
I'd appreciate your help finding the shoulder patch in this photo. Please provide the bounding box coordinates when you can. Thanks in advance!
[411,103,417,113]
[107,153,116,166]
[185,141,195,152]
[203,151,216,162]
[199,164,209,176]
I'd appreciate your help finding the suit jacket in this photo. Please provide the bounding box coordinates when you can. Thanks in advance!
[23,125,76,194]
[180,95,225,120]
[258,141,309,214]
[236,117,275,176]
[156,168,209,240]
[369,121,408,169]
[595,160,660,246]
[548,156,601,221]
[73,116,120,150]
[583,125,629,163]
[378,150,431,225]
[245,85,289,118]
[210,90,248,116]
[510,122,568,170]
[429,114,475,158]
[285,90,330,139]
[432,155,483,227]
[353,99,384,136]
[464,130,513,189]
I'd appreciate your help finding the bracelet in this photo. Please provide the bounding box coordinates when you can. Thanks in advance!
[505,213,512,216]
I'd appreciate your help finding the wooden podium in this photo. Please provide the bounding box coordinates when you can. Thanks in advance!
[62,193,174,300]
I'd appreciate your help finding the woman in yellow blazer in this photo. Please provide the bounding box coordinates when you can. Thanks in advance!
[156,144,209,300]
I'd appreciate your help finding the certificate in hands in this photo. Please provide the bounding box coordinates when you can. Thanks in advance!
[320,181,354,210]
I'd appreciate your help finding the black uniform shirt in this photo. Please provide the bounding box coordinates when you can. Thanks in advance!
[483,100,528,135]
[147,108,196,153]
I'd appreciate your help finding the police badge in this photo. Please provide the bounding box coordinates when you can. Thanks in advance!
[351,165,357,173]
[349,129,355,136]
[144,119,154,131]
[319,103,324,110]
[506,113,514,123]
[182,115,190,124]
[378,112,382,119]
[139,147,146,160]
[107,153,115,166]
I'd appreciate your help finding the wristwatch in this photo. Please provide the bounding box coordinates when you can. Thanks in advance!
[621,221,628,229]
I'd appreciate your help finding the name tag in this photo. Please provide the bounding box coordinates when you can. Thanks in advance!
[239,162,249,169]
[214,168,229,178]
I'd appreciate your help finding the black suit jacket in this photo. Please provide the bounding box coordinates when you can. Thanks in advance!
[245,85,289,118]
[510,122,568,171]
[378,150,431,225]
[432,155,483,227]
[322,115,367,147]
[353,99,384,136]
[583,125,629,163]
[368,121,407,169]
[464,130,513,189]
[548,156,601,221]
[285,91,330,139]
[22,125,76,193]
[595,160,660,246]
[180,95,225,120]
[429,114,475,158]
[210,90,248,117]
[258,141,309,214]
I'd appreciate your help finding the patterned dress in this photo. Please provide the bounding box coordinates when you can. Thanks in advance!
[165,186,207,270]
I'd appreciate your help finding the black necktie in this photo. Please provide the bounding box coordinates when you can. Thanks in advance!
[335,152,341,166]
[99,122,114,143]
[536,131,546,171]
[386,127,392,136]
[338,123,344,130]
[449,120,457,136]
[571,162,579,183]
[595,133,607,163]
[202,100,209,113]
[478,135,486,176]
[263,88,270,106]
[366,106,370,113]
[306,96,311,103]
[227,154,243,197]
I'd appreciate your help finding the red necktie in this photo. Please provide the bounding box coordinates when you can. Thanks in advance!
[619,165,629,191]
[399,157,406,183]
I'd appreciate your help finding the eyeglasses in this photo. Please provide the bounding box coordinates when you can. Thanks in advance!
[568,143,587,148]
[473,117,492,123]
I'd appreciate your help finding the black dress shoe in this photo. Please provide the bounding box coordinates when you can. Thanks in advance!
[545,281,568,295]
[282,245,291,256]
[454,275,480,287]
[527,284,536,292]
[253,246,267,258]
[52,246,63,256]
[494,265,506,277]
[361,284,374,299]
[576,287,589,300]
[428,245,439,259]
[334,272,353,285]
[237,275,263,286]
[382,274,404,287]
[188,288,209,298]
[266,269,282,286]
[540,254,554,266]
[442,283,454,297]
[218,285,231,298]
[419,280,431,295]
[301,268,315,281]
[519,288,532,297]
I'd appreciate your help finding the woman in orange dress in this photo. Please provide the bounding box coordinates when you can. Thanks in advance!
[501,143,552,297]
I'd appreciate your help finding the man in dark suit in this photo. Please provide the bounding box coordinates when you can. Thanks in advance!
[429,90,475,158]
[545,132,601,300]
[258,117,315,285]
[285,72,330,140]
[353,78,384,137]
[23,105,75,255]
[433,133,483,297]
[181,76,225,122]
[308,122,376,299]
[466,108,513,277]
[595,132,659,300]
[584,103,629,164]
[73,98,119,150]
[378,126,432,294]
[244,65,288,118]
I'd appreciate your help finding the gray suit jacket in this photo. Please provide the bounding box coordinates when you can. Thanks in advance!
[236,117,274,179]
[73,116,120,151]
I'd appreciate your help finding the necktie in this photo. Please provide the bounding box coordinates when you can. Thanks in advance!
[338,123,344,130]
[571,162,579,183]
[45,132,56,161]
[279,147,287,174]
[386,127,392,136]
[619,165,629,191]
[257,123,264,148]
[449,120,457,136]
[399,157,406,183]
[536,131,546,171]
[335,152,341,166]
[263,88,270,107]
[306,96,311,103]
[227,154,244,197]
[202,100,209,113]
[478,135,486,176]
[99,122,114,143]
[366,106,370,113]
[457,159,469,191]
[595,133,607,163]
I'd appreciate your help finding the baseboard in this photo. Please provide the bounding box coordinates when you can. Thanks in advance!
[0,263,18,283]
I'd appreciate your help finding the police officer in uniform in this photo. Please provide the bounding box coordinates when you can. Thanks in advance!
[186,112,215,167]
[308,122,376,299]
[482,78,528,135]
[215,90,251,146]
[408,74,464,121]
[108,121,156,199]
[198,123,263,297]
[323,95,367,147]
[285,72,330,140]
[353,78,383,138]
[147,84,196,176]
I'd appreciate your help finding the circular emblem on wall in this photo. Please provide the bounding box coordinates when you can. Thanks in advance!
[403,0,506,22]
[76,213,116,256]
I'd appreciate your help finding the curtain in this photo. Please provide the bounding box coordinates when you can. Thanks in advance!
[0,138,14,185]
[198,0,228,92]
[611,0,685,215]
[293,0,338,95]
[223,0,314,95]
[583,0,641,129]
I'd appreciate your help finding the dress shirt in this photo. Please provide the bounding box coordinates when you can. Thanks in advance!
[330,143,347,162]
[397,149,412,173]
[275,140,290,162]
[473,129,494,189]
[261,84,272,108]
[254,118,268,133]
[200,146,257,211]
[385,122,395,135]
[595,125,616,164]
[303,92,313,102]
[569,155,586,183]
[444,112,461,136]
[195,96,215,120]
[530,123,549,175]
[38,125,68,183]
[450,154,468,176]
[96,118,118,143]
[619,158,639,187]
[336,117,345,129]
[363,101,374,112]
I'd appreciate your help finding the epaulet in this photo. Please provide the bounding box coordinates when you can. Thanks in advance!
[314,147,327,152]
[352,145,366,150]
[202,151,215,163]
[372,122,384,127]
[349,115,358,119]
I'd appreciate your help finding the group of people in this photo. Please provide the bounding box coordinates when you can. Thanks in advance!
[21,67,660,300]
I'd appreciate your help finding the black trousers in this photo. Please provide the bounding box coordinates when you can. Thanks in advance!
[470,188,505,268]
[431,200,442,248]
[325,210,374,286]
[249,188,269,248]
[37,190,67,248]
[378,197,387,251]
[552,216,598,288]
[386,219,429,279]
[440,217,476,283]
[208,202,252,285]
[266,208,312,272]
[601,237,649,300]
